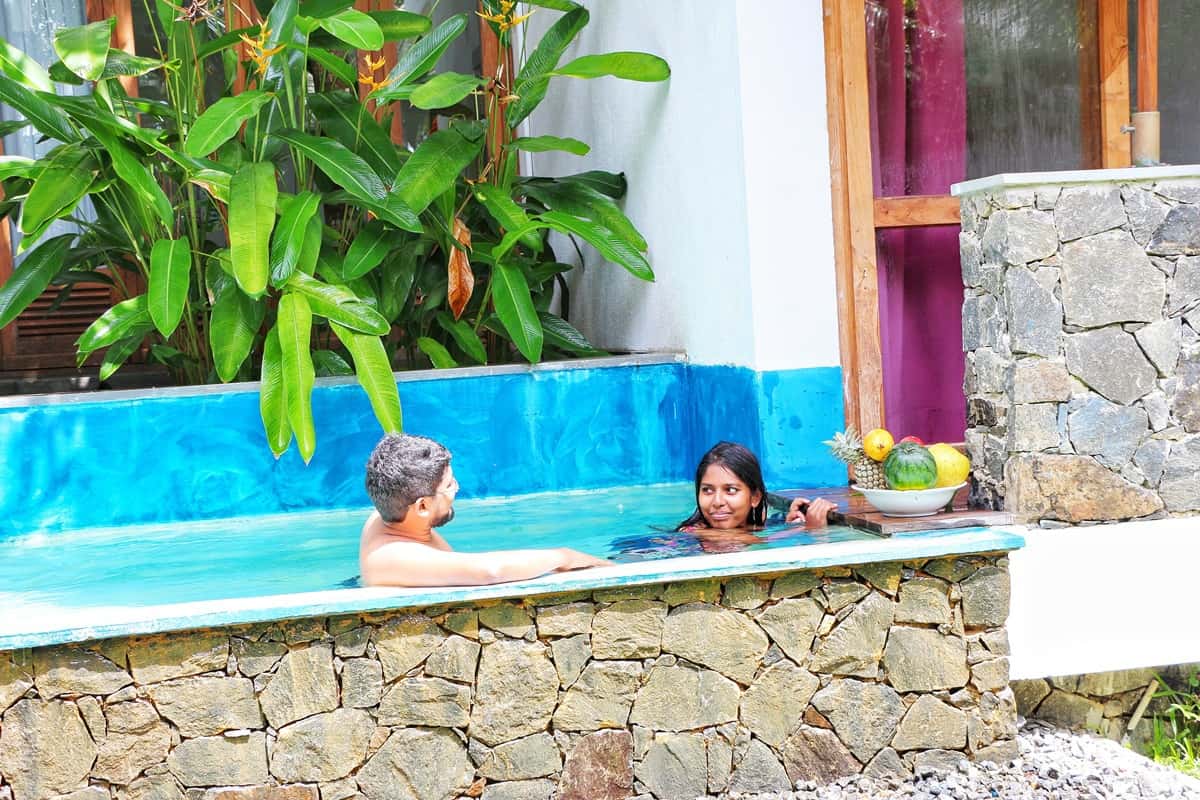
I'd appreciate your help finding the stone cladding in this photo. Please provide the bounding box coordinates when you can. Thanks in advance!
[958,178,1200,523]
[0,556,1015,800]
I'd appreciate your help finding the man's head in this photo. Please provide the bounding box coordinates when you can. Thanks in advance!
[365,434,458,527]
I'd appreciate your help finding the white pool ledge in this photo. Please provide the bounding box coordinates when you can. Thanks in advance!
[951,164,1200,196]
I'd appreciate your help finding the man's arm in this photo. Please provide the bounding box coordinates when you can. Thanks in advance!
[362,542,611,587]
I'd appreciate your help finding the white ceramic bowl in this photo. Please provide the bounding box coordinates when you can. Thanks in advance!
[852,483,967,517]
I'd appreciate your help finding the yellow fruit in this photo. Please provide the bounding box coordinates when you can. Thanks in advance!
[863,428,894,461]
[928,443,970,488]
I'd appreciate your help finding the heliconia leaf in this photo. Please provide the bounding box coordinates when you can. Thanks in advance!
[99,50,164,79]
[309,91,401,178]
[298,0,353,17]
[409,71,483,110]
[148,236,192,337]
[285,271,390,334]
[541,210,654,281]
[87,124,173,230]
[185,91,274,157]
[189,168,232,204]
[490,261,542,362]
[539,311,606,356]
[377,246,420,322]
[0,235,71,329]
[391,120,484,214]
[319,8,383,50]
[76,294,150,356]
[373,13,467,97]
[473,184,542,253]
[53,19,113,82]
[371,10,432,41]
[551,52,671,82]
[0,74,77,142]
[259,325,293,457]
[0,37,51,91]
[99,326,151,381]
[506,6,589,126]
[524,0,581,10]
[19,144,94,236]
[436,311,486,364]
[506,135,590,156]
[229,162,277,297]
[446,217,474,320]
[297,214,323,277]
[312,348,354,376]
[269,191,321,286]
[209,283,265,382]
[273,130,386,203]
[523,180,647,251]
[305,46,358,87]
[557,169,627,198]
[332,322,402,431]
[343,219,391,279]
[277,292,317,462]
[416,336,457,369]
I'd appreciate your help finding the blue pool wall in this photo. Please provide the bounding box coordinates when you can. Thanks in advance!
[0,358,846,536]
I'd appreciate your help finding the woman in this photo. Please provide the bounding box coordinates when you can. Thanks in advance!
[675,442,836,545]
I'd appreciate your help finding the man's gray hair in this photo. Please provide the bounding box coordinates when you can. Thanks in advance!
[365,434,451,522]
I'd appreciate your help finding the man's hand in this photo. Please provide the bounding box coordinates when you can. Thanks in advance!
[786,497,837,528]
[555,548,614,571]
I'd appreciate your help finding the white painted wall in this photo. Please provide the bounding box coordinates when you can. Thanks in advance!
[523,2,841,371]
[1008,518,1200,680]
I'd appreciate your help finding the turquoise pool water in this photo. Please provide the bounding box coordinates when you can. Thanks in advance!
[0,483,877,616]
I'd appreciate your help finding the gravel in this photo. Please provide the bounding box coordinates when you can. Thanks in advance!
[726,721,1200,800]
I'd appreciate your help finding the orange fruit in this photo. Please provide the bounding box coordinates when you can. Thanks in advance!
[863,428,894,461]
[927,443,970,487]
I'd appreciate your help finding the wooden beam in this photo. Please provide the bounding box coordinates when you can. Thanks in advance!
[823,0,885,434]
[480,8,515,164]
[1077,0,1103,169]
[1098,0,1132,167]
[873,195,961,229]
[1137,0,1158,112]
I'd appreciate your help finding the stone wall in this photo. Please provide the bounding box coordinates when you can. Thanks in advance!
[0,556,1016,800]
[958,177,1200,523]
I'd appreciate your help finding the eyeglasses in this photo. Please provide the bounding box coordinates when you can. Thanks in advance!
[435,475,459,497]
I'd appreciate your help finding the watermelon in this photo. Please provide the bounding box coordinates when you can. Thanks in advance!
[882,442,938,490]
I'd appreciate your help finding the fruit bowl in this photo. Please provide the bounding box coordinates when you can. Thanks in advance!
[852,483,967,517]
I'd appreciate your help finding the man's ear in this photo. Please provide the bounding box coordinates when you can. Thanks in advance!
[410,496,433,518]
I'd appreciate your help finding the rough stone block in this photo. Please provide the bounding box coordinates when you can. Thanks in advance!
[0,700,97,800]
[628,665,738,731]
[591,601,666,659]
[557,731,632,800]
[1066,395,1149,470]
[470,640,558,747]
[377,676,470,727]
[356,728,472,800]
[739,662,819,746]
[425,635,480,683]
[1008,403,1060,452]
[476,733,561,781]
[1135,319,1183,376]
[1011,359,1072,404]
[167,733,269,788]
[534,603,594,638]
[1061,230,1164,328]
[1159,436,1200,511]
[372,615,444,681]
[811,679,905,763]
[1148,204,1200,255]
[882,628,969,693]
[810,593,894,679]
[781,726,862,785]
[259,645,338,730]
[981,208,1058,265]
[1005,454,1164,522]
[1064,327,1158,405]
[270,709,373,783]
[553,661,641,732]
[32,648,131,699]
[633,733,707,800]
[148,676,262,738]
[891,696,967,752]
[753,598,823,665]
[128,632,228,685]
[895,577,952,625]
[661,604,768,684]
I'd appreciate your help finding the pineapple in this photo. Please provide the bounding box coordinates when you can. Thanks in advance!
[825,427,889,489]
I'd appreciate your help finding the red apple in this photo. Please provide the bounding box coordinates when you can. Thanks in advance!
[898,435,925,446]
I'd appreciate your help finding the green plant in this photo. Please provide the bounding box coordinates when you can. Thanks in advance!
[0,0,668,461]
[1147,669,1200,778]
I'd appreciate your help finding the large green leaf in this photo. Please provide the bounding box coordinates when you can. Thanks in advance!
[377,245,420,321]
[98,325,152,381]
[87,124,173,230]
[277,292,317,462]
[506,135,590,156]
[523,180,647,251]
[269,191,321,285]
[539,311,605,356]
[0,155,37,181]
[312,348,353,376]
[473,184,542,252]
[417,336,457,369]
[259,326,293,457]
[506,6,589,126]
[273,130,386,203]
[331,322,402,432]
[371,10,432,41]
[298,0,354,17]
[244,0,305,162]
[305,46,358,87]
[76,294,150,356]
[99,50,163,79]
[185,91,274,157]
[209,283,265,382]
[391,120,484,214]
[19,144,94,237]
[491,261,542,362]
[541,210,654,281]
[343,219,391,279]
[148,236,192,337]
[0,37,51,91]
[0,235,72,329]
[309,91,400,179]
[53,19,113,82]
[0,75,77,142]
[525,0,581,9]
[229,162,277,296]
[286,271,389,334]
[409,72,483,110]
[436,311,486,364]
[551,52,671,81]
[373,13,467,97]
[550,170,627,198]
[319,8,383,50]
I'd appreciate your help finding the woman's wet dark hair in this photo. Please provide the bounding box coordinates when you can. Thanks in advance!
[675,441,769,530]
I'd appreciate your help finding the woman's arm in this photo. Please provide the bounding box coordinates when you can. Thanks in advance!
[785,497,837,528]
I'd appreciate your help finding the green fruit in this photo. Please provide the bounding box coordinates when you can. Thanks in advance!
[882,442,938,490]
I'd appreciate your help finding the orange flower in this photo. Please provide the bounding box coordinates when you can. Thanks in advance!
[240,25,285,76]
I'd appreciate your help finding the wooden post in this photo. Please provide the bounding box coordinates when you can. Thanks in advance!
[1137,0,1158,112]
[823,0,885,434]
[1097,0,1132,167]
[1077,0,1103,169]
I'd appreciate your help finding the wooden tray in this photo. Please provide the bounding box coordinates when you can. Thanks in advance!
[781,485,1014,536]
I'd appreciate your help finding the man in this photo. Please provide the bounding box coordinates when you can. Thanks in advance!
[360,433,611,587]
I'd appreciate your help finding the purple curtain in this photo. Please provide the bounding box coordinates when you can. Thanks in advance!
[866,0,967,444]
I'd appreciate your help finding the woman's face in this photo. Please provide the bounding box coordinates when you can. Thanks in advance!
[697,464,763,529]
